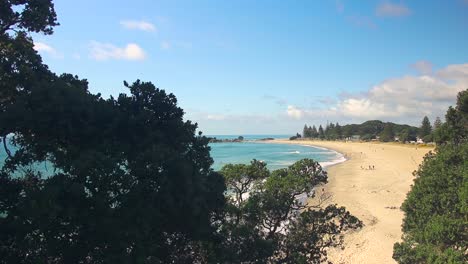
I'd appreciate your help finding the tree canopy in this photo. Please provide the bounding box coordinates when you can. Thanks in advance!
[0,1,227,262]
[0,1,362,263]
[393,89,468,264]
[419,116,433,142]
[379,123,395,142]
[217,159,362,263]
[0,0,58,35]
[0,77,227,263]
[300,120,419,142]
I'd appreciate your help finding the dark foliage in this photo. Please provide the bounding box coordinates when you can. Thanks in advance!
[0,2,226,262]
[0,77,227,263]
[419,116,432,141]
[0,2,362,263]
[217,159,363,263]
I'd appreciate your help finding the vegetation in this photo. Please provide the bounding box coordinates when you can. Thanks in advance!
[393,89,468,264]
[301,120,419,142]
[419,116,433,143]
[0,1,361,263]
[217,159,362,263]
[289,133,301,140]
[433,116,442,130]
[0,1,222,262]
[379,123,395,142]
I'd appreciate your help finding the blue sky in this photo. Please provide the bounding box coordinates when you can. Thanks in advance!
[34,0,468,134]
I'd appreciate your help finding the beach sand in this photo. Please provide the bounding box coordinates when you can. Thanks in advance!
[270,139,433,264]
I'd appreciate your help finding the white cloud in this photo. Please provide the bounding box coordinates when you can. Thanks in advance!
[376,1,411,17]
[187,62,467,134]
[337,98,390,118]
[287,105,305,119]
[437,64,468,81]
[89,41,146,61]
[33,42,63,58]
[336,65,467,120]
[286,63,468,125]
[34,42,54,53]
[120,20,156,32]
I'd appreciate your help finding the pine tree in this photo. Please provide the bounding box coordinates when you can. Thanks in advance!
[419,116,432,138]
[318,125,325,139]
[433,116,442,130]
[314,126,319,138]
[335,122,342,139]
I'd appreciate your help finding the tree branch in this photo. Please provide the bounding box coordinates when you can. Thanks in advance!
[0,19,19,35]
[3,135,12,159]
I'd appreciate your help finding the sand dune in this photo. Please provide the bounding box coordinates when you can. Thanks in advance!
[271,140,433,264]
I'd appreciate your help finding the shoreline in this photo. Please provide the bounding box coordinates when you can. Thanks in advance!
[267,139,433,264]
[253,139,348,169]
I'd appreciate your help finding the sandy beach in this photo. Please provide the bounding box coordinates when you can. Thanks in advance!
[270,139,433,264]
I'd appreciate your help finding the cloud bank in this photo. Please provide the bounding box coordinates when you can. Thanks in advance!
[188,62,467,134]
[286,63,468,124]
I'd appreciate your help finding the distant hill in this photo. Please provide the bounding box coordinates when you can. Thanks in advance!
[341,120,419,141]
[301,120,420,142]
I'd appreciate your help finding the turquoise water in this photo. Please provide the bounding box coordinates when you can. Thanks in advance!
[0,135,344,174]
[207,134,290,140]
[209,137,344,171]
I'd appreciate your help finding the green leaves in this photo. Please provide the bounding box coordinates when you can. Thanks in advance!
[220,159,269,206]
[419,116,432,139]
[394,143,468,263]
[380,123,395,142]
[394,90,468,264]
[0,0,58,35]
[282,205,363,264]
[218,158,362,263]
[0,74,228,262]
[0,2,363,262]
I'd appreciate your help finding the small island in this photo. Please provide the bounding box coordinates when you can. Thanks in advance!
[208,136,244,143]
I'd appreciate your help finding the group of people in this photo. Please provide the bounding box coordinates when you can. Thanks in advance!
[361,165,375,170]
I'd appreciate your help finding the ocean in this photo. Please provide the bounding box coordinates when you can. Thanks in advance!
[208,135,345,171]
[0,135,344,175]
